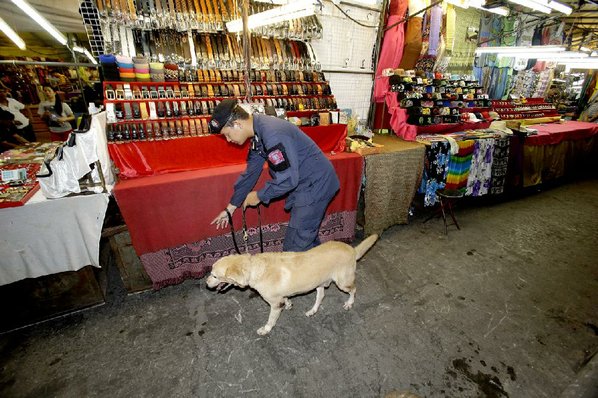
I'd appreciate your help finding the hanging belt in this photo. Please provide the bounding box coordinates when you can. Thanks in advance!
[225,206,264,255]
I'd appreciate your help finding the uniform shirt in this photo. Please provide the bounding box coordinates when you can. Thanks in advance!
[0,98,29,129]
[230,114,340,210]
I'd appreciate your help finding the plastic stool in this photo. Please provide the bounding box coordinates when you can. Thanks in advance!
[424,189,464,234]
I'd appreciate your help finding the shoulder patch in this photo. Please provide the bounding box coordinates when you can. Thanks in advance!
[266,143,290,172]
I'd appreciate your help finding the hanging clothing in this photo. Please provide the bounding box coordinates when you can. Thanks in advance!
[490,137,510,195]
[445,140,474,192]
[428,5,443,56]
[374,0,407,102]
[399,17,423,69]
[466,139,494,197]
[373,0,409,102]
[420,140,450,206]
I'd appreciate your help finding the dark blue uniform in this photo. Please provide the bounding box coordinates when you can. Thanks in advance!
[230,114,340,252]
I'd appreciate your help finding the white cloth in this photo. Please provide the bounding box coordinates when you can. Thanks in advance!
[0,192,109,286]
[37,112,115,198]
[0,98,29,129]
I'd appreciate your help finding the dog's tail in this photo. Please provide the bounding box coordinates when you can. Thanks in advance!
[354,234,379,261]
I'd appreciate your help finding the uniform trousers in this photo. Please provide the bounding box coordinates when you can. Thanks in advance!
[282,197,333,252]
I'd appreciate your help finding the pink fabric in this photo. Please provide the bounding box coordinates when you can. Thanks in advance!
[373,0,408,102]
[526,121,598,146]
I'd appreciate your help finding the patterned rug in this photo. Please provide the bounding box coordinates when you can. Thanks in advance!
[140,211,357,289]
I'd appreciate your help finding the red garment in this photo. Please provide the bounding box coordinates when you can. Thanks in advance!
[373,0,408,102]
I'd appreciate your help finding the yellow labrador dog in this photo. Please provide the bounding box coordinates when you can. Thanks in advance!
[206,234,378,335]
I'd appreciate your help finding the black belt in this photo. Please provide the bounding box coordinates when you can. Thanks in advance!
[225,206,264,255]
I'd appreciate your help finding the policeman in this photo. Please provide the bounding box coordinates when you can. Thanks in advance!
[210,99,340,252]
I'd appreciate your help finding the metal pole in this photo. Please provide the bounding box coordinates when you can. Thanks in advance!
[71,49,89,112]
[0,60,99,67]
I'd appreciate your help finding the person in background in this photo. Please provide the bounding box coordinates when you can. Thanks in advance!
[38,86,75,140]
[209,99,340,252]
[0,88,35,142]
[0,108,29,151]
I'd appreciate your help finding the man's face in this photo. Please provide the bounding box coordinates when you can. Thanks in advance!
[221,121,249,145]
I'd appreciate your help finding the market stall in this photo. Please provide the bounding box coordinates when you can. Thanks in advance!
[110,123,361,289]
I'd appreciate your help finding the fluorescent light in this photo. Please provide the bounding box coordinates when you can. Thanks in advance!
[0,16,26,50]
[476,5,509,16]
[73,46,98,65]
[475,45,565,54]
[562,62,598,70]
[508,0,552,13]
[10,0,67,45]
[226,0,315,33]
[535,0,573,14]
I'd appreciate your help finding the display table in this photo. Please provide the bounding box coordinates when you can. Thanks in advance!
[114,152,363,289]
[0,191,110,286]
[361,135,425,235]
[522,121,598,187]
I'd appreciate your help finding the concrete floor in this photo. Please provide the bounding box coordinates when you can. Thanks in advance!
[1,179,597,398]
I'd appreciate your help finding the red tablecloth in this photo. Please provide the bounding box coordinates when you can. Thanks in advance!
[113,152,363,288]
[108,124,347,178]
[526,121,598,146]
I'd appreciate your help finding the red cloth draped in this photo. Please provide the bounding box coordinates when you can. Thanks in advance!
[108,124,347,179]
[113,152,363,256]
[525,121,598,146]
[373,0,408,102]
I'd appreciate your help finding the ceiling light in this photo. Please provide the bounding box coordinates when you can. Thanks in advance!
[73,46,98,65]
[10,0,68,45]
[0,16,26,50]
[476,6,509,16]
[226,0,315,33]
[508,0,552,14]
[534,0,573,14]
[475,45,565,54]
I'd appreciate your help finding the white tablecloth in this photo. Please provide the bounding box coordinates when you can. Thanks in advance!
[0,111,114,286]
[0,191,109,286]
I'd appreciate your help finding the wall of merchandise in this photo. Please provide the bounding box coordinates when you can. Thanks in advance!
[83,0,357,140]
[82,0,383,125]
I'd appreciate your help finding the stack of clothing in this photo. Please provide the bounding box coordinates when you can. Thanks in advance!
[116,55,135,81]
[164,62,179,82]
[133,57,151,82]
[150,62,165,82]
[99,54,119,81]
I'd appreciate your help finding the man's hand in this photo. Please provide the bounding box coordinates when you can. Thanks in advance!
[243,191,261,209]
[211,204,237,229]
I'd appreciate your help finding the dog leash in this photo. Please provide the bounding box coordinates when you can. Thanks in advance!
[225,205,264,255]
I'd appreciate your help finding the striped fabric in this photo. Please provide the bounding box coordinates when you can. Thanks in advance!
[445,140,474,192]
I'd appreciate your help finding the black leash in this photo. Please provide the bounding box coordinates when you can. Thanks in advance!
[225,206,264,255]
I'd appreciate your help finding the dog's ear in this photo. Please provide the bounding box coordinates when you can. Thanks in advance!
[224,256,250,287]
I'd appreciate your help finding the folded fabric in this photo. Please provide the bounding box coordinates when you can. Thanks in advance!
[149,62,164,70]
[133,56,149,64]
[99,54,117,64]
[134,67,150,74]
[116,55,133,64]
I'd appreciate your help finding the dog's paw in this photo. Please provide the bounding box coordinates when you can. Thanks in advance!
[305,308,317,317]
[257,325,272,335]
[343,302,353,310]
[284,298,293,310]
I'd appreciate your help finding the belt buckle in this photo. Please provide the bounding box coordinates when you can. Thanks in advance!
[150,88,159,99]
[115,88,125,100]
[105,89,115,100]
[166,87,174,98]
[142,88,150,99]
[158,87,167,99]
